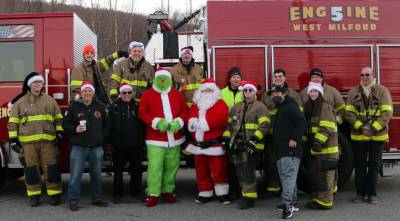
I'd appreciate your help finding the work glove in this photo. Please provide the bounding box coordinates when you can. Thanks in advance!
[10,138,22,153]
[117,50,129,58]
[245,137,257,155]
[169,119,181,133]
[312,141,322,152]
[52,132,63,145]
[156,118,169,132]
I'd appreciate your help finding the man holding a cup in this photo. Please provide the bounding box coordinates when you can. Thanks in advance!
[63,81,111,211]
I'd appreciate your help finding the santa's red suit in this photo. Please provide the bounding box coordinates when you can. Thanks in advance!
[185,79,229,198]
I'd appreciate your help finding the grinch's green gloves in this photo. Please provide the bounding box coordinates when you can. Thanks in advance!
[169,119,181,133]
[156,118,169,132]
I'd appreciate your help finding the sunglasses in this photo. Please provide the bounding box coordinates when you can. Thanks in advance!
[361,73,371,77]
[243,89,254,92]
[122,91,133,95]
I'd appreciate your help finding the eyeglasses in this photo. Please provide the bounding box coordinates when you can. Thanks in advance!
[243,89,254,92]
[361,73,371,77]
[122,91,133,95]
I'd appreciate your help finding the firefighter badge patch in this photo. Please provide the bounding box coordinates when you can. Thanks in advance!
[94,110,102,118]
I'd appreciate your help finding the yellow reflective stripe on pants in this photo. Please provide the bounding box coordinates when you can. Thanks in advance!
[21,114,55,123]
[121,79,148,87]
[353,120,363,130]
[372,121,383,131]
[319,120,337,131]
[312,127,319,133]
[100,58,110,71]
[381,104,393,112]
[267,187,281,192]
[313,198,333,207]
[351,133,388,141]
[223,131,231,138]
[18,134,56,143]
[254,130,264,140]
[315,132,328,143]
[55,114,63,120]
[9,117,20,124]
[242,192,257,198]
[70,80,83,86]
[55,125,63,131]
[258,116,270,124]
[110,88,118,96]
[269,109,277,115]
[27,190,41,196]
[311,146,339,155]
[47,189,62,196]
[8,131,17,138]
[110,74,122,83]
[245,123,259,130]
[256,143,264,150]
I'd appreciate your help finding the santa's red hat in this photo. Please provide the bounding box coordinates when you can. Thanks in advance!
[82,44,96,57]
[180,46,193,57]
[80,81,95,93]
[239,80,257,93]
[119,83,133,93]
[155,67,171,79]
[198,78,219,92]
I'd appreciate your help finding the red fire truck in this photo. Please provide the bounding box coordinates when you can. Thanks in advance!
[0,12,98,184]
[146,0,400,190]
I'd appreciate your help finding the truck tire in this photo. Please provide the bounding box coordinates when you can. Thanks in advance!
[337,132,354,188]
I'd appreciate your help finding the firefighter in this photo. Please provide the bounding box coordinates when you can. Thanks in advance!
[223,81,270,209]
[109,41,154,102]
[108,83,145,203]
[8,72,63,207]
[220,66,242,200]
[70,43,128,105]
[303,82,339,210]
[169,46,205,107]
[345,67,393,204]
[221,66,243,109]
[260,69,303,196]
[63,82,111,211]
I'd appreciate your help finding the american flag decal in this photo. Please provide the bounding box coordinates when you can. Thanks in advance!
[0,25,34,38]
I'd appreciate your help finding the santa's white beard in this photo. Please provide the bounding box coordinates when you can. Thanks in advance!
[197,92,218,111]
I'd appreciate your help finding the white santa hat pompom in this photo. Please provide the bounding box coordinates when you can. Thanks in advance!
[307,82,324,95]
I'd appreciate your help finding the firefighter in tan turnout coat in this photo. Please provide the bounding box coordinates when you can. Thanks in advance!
[8,72,63,207]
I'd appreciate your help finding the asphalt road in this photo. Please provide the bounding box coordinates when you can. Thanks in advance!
[1,167,400,221]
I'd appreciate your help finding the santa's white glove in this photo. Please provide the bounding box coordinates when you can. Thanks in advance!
[188,118,200,132]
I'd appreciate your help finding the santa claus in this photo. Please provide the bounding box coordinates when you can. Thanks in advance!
[139,68,188,207]
[185,78,231,205]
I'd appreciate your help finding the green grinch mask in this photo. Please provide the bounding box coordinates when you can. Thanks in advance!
[153,75,172,93]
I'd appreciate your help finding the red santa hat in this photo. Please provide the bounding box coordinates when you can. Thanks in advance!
[180,46,193,57]
[238,80,257,93]
[198,78,219,92]
[155,67,171,79]
[82,44,96,57]
[129,41,144,51]
[307,82,324,95]
[80,81,95,93]
[119,83,133,93]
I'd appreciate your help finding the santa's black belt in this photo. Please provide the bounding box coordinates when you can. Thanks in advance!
[193,137,223,149]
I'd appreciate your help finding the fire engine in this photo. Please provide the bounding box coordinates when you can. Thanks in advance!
[145,0,400,191]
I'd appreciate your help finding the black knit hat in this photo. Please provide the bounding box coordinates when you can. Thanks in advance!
[310,68,324,79]
[228,66,241,78]
[268,83,287,95]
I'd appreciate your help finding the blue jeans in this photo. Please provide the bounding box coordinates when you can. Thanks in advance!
[277,156,300,207]
[68,145,104,203]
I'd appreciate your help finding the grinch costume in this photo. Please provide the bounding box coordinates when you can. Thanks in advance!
[139,68,188,207]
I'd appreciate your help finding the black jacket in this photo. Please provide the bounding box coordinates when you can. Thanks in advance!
[108,98,145,149]
[272,95,306,159]
[63,99,110,148]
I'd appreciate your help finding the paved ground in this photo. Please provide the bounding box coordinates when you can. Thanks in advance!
[1,167,400,221]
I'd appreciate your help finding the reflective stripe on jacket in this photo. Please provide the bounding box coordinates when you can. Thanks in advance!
[345,84,393,142]
[8,92,63,143]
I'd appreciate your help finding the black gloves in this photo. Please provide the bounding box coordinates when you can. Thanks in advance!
[10,138,22,153]
[52,132,63,145]
[245,137,258,155]
[117,50,129,58]
[312,141,322,152]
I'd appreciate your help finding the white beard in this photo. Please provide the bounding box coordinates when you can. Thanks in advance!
[197,92,218,111]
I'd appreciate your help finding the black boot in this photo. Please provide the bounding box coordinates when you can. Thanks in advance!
[49,194,61,206]
[238,197,255,209]
[29,195,40,207]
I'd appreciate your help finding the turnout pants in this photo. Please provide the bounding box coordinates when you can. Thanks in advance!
[21,141,61,197]
[264,137,281,193]
[113,146,143,197]
[232,151,258,199]
[194,154,229,197]
[146,145,180,196]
